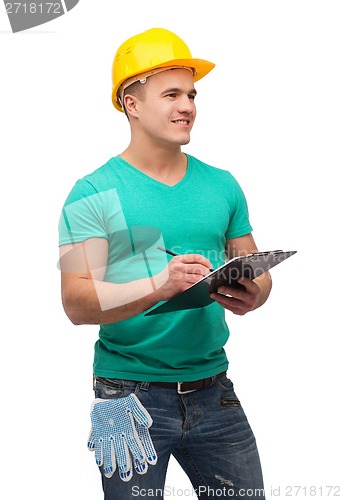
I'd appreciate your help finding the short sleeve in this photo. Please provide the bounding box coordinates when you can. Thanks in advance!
[58,179,108,246]
[225,175,253,239]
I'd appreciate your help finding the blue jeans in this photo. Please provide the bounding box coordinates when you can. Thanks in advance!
[93,373,265,499]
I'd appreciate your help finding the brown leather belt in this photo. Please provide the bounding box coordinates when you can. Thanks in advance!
[150,371,226,394]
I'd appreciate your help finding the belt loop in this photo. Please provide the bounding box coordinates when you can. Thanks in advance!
[139,381,150,392]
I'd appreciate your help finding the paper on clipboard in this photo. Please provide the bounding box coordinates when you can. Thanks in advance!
[145,249,297,316]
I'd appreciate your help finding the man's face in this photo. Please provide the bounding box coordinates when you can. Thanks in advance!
[133,68,197,147]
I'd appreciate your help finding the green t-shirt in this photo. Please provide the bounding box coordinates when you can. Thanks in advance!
[58,154,253,381]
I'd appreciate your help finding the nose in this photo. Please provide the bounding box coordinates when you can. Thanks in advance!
[177,94,196,115]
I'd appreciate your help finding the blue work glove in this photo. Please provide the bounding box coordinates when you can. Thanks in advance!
[87,394,157,481]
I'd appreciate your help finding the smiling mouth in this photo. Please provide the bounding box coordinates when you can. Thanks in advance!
[172,119,190,125]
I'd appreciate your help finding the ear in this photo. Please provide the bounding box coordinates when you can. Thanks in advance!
[123,94,139,118]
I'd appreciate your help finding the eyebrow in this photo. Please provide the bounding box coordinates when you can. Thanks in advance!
[161,87,197,96]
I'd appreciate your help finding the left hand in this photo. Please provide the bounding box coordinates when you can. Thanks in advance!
[210,277,260,316]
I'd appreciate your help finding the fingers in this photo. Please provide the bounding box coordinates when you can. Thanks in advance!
[125,431,149,475]
[135,425,158,465]
[87,429,95,451]
[210,292,247,315]
[173,253,213,269]
[171,254,213,282]
[129,396,157,466]
[103,438,116,478]
[94,437,104,466]
[211,278,260,315]
[174,264,210,281]
[156,253,214,301]
[112,433,133,481]
[113,430,149,480]
[89,395,158,483]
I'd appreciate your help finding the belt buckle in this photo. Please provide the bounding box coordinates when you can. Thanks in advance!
[177,382,197,395]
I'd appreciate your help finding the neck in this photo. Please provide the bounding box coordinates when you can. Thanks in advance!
[120,138,188,185]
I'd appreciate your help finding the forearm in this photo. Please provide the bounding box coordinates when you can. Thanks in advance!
[61,251,213,325]
[62,274,165,325]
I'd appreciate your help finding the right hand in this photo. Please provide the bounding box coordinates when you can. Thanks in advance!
[154,254,213,301]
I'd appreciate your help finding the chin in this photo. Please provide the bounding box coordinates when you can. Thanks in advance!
[178,134,191,146]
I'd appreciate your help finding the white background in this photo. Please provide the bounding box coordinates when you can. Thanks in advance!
[1,1,341,498]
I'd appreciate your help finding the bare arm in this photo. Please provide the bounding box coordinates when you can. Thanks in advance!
[59,238,213,325]
[210,233,272,315]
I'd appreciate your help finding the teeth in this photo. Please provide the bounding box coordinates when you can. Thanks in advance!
[174,120,189,124]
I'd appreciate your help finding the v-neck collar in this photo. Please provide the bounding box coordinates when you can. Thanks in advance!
[113,154,193,191]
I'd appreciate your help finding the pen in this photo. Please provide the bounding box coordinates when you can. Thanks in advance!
[157,246,214,272]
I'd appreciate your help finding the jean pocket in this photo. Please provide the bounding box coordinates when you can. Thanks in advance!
[216,376,242,407]
[94,377,126,399]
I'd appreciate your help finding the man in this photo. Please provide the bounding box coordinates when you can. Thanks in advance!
[59,28,272,499]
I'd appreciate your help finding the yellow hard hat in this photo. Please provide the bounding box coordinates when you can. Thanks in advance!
[112,27,215,112]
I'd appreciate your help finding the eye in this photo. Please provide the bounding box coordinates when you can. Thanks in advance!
[166,93,177,98]
[188,94,196,101]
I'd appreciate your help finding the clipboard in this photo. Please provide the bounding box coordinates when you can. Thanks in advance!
[145,249,297,316]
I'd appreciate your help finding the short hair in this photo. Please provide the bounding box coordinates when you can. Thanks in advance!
[122,81,146,117]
